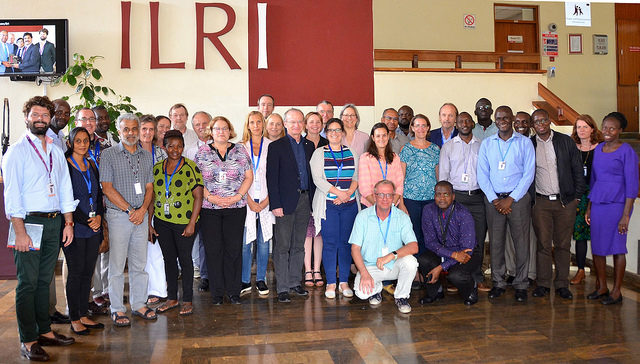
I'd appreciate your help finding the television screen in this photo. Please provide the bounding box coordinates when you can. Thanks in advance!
[0,19,68,77]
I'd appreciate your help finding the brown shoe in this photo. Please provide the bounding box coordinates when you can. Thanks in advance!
[477,282,491,292]
[570,269,585,285]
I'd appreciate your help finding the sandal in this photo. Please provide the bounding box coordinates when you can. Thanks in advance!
[132,307,157,321]
[111,312,131,327]
[313,271,324,287]
[147,295,162,305]
[304,271,315,287]
[156,301,179,314]
[179,303,193,316]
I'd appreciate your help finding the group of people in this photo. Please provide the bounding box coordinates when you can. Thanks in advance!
[3,93,638,362]
[1,28,56,74]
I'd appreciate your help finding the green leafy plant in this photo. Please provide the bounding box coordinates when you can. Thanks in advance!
[55,53,138,135]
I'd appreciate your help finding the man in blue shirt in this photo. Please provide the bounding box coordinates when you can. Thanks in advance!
[349,180,418,314]
[477,105,535,302]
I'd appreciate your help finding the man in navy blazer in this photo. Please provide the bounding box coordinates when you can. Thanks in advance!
[16,33,41,73]
[266,108,315,303]
[429,103,459,148]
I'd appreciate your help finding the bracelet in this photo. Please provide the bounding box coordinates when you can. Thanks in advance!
[64,221,74,227]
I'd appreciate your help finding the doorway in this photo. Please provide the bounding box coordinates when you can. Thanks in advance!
[616,4,640,132]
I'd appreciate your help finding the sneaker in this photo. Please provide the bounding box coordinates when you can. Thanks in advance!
[368,292,382,306]
[193,266,201,279]
[382,284,395,295]
[395,298,412,314]
[240,282,252,296]
[256,281,269,296]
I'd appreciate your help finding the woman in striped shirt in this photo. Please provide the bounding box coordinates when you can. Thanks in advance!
[310,118,359,299]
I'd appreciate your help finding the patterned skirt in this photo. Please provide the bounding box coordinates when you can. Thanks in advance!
[573,190,590,241]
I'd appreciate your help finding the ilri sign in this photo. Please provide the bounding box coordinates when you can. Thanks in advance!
[120,1,241,70]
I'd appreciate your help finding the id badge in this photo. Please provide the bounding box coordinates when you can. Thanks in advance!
[381,247,389,256]
[254,179,262,192]
[48,183,55,197]
[498,161,506,170]
[88,211,96,218]
[549,195,557,201]
[134,182,142,195]
[583,166,588,177]
[164,203,171,216]
[218,171,227,183]
[461,173,469,183]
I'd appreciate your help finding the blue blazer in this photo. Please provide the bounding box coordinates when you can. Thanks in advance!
[429,127,458,148]
[20,44,41,72]
[266,135,315,215]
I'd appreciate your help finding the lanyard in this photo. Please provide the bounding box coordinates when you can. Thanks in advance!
[249,137,263,174]
[438,204,456,246]
[152,144,156,165]
[378,159,388,180]
[328,144,344,185]
[497,137,514,162]
[26,135,53,182]
[164,157,182,200]
[71,157,95,210]
[88,140,101,166]
[377,208,392,246]
[123,148,141,182]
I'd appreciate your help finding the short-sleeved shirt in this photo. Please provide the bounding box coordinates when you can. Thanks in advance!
[153,158,203,225]
[349,205,417,270]
[195,143,251,210]
[99,143,154,210]
[400,142,440,201]
[320,145,356,201]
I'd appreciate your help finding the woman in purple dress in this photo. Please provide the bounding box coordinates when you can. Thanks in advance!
[586,112,638,305]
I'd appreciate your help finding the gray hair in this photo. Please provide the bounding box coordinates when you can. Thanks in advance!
[374,179,396,193]
[284,108,304,123]
[117,113,140,131]
[192,111,212,124]
[340,104,361,129]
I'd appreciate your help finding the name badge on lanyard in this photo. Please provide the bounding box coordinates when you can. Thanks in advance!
[163,158,182,217]
[461,173,469,183]
[498,161,506,170]
[26,135,55,197]
[250,137,263,192]
[134,182,142,194]
[218,171,227,183]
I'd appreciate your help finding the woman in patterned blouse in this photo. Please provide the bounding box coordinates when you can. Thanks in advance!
[195,116,253,305]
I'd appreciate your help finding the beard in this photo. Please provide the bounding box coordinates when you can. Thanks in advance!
[121,135,139,146]
[29,123,48,135]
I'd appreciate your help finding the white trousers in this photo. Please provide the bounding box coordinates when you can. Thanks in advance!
[354,255,418,300]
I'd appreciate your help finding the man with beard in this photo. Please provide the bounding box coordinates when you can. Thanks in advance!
[100,114,156,326]
[472,98,497,141]
[2,96,76,361]
[93,105,119,146]
[38,28,55,73]
[438,112,490,293]
[397,105,414,140]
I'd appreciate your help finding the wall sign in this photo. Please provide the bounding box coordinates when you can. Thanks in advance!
[565,2,591,27]
[508,35,523,44]
[593,34,608,55]
[542,32,558,57]
[569,34,583,54]
[464,14,476,29]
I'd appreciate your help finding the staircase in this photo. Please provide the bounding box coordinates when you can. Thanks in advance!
[532,83,579,126]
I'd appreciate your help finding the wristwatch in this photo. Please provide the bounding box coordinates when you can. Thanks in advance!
[392,251,398,260]
[125,206,133,214]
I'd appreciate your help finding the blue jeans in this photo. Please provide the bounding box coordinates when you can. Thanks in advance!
[321,200,358,284]
[404,198,433,256]
[242,213,270,283]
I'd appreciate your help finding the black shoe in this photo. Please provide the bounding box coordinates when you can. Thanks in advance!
[256,281,270,296]
[198,278,210,292]
[587,289,609,300]
[290,285,308,296]
[411,281,422,290]
[488,287,505,298]
[601,294,623,305]
[38,331,75,346]
[211,296,223,305]
[515,289,527,302]
[532,286,550,297]
[278,292,291,303]
[70,324,90,336]
[464,287,479,305]
[556,287,573,300]
[87,301,109,316]
[419,290,444,304]
[229,295,242,304]
[240,282,252,296]
[505,275,515,285]
[82,322,105,329]
[50,311,71,324]
[528,278,536,286]
[20,343,50,362]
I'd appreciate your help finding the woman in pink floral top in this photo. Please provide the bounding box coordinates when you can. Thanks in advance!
[195,116,253,305]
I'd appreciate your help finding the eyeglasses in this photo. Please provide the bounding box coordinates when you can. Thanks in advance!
[343,114,357,118]
[477,105,491,111]
[413,124,428,129]
[383,116,399,122]
[77,117,96,123]
[326,128,343,134]
[30,112,50,120]
[533,119,550,125]
[375,192,394,199]
[212,127,229,132]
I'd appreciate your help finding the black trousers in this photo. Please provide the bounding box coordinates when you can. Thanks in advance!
[200,207,247,298]
[454,191,487,284]
[155,218,197,302]
[63,233,101,321]
[418,247,481,301]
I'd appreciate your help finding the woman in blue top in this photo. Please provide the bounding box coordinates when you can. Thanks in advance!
[64,127,105,335]
[400,114,440,255]
[310,118,359,299]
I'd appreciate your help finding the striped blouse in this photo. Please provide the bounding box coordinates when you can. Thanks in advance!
[321,145,356,201]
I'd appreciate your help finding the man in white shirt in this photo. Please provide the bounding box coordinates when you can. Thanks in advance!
[169,103,198,152]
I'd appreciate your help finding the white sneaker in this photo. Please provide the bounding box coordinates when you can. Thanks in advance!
[369,292,382,305]
[395,298,412,314]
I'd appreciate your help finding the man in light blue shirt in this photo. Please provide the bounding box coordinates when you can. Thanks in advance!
[350,180,418,313]
[477,105,535,302]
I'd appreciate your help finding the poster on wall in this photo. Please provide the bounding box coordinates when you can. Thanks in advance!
[565,2,591,27]
[542,32,558,56]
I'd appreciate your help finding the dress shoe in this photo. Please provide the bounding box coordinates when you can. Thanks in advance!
[464,287,479,305]
[229,295,242,305]
[20,343,50,362]
[532,286,550,297]
[81,322,105,329]
[38,331,75,346]
[50,311,70,324]
[601,294,623,305]
[488,287,505,298]
[419,290,444,304]
[556,287,574,300]
[211,296,223,305]
[278,292,291,303]
[87,301,109,316]
[570,269,586,285]
[198,278,210,292]
[505,275,515,285]
[70,324,90,336]
[290,285,308,296]
[477,282,491,292]
[586,289,609,300]
[515,289,527,302]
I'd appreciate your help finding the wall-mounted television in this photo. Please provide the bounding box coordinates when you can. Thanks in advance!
[0,19,68,79]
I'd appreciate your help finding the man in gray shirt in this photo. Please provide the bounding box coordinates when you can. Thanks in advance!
[381,108,409,154]
[472,98,498,141]
[100,113,156,326]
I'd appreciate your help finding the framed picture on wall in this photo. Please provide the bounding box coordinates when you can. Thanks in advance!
[569,33,582,54]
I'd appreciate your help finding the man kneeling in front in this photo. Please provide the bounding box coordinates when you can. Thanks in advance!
[350,180,418,313]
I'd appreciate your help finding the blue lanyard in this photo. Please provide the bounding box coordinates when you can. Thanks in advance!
[249,137,263,174]
[377,208,392,246]
[88,141,100,166]
[328,144,344,185]
[378,159,388,180]
[164,157,182,200]
[71,157,95,210]
[497,137,514,162]
[152,144,156,164]
[26,135,53,181]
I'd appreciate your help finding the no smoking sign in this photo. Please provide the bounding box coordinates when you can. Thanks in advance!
[464,14,476,29]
